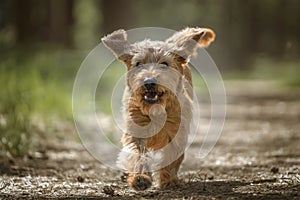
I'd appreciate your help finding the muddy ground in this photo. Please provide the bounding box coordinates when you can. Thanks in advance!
[0,80,300,199]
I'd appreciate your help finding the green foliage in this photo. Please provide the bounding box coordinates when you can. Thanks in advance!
[0,69,35,156]
[73,0,101,49]
[223,58,300,87]
[0,50,81,156]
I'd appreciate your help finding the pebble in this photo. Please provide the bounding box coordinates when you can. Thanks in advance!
[102,185,115,196]
[76,176,85,183]
[271,166,279,174]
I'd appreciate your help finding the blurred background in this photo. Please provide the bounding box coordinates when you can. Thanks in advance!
[1,0,300,157]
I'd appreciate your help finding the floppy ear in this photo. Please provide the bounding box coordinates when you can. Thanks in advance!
[166,27,216,60]
[101,29,133,67]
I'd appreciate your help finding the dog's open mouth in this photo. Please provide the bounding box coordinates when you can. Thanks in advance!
[143,90,163,103]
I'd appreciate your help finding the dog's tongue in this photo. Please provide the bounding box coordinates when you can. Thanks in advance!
[145,92,157,98]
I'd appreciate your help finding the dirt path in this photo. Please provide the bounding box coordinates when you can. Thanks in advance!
[0,81,300,199]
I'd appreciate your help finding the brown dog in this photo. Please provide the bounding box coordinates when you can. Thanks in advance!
[102,27,215,190]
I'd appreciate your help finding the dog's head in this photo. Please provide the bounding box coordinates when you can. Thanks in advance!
[102,27,215,113]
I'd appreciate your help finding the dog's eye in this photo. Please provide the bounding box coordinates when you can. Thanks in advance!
[160,62,168,66]
[135,62,142,67]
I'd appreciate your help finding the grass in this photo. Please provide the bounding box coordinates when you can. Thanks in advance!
[0,49,82,156]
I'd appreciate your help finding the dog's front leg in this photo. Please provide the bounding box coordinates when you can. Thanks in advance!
[128,138,153,191]
[118,135,153,191]
[158,154,184,188]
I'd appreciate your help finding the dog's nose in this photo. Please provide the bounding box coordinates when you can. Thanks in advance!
[143,77,157,90]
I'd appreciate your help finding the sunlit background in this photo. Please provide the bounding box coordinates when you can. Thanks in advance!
[1,0,300,156]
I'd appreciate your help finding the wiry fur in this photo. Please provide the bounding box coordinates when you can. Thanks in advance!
[102,27,215,190]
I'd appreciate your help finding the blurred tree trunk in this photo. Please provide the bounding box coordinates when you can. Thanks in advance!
[100,0,135,34]
[13,0,74,47]
[246,0,259,54]
[47,0,74,47]
[273,1,287,59]
[14,0,35,44]
[218,0,263,70]
[0,0,12,34]
[218,0,249,70]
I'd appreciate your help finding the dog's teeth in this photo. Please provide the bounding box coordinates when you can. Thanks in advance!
[144,95,148,100]
[154,95,158,100]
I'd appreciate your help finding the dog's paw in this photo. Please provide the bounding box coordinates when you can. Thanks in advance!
[159,178,181,189]
[128,174,152,191]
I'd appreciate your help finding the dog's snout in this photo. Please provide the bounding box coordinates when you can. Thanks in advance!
[143,77,157,90]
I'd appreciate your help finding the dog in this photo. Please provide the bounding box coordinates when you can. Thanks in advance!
[102,27,215,190]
